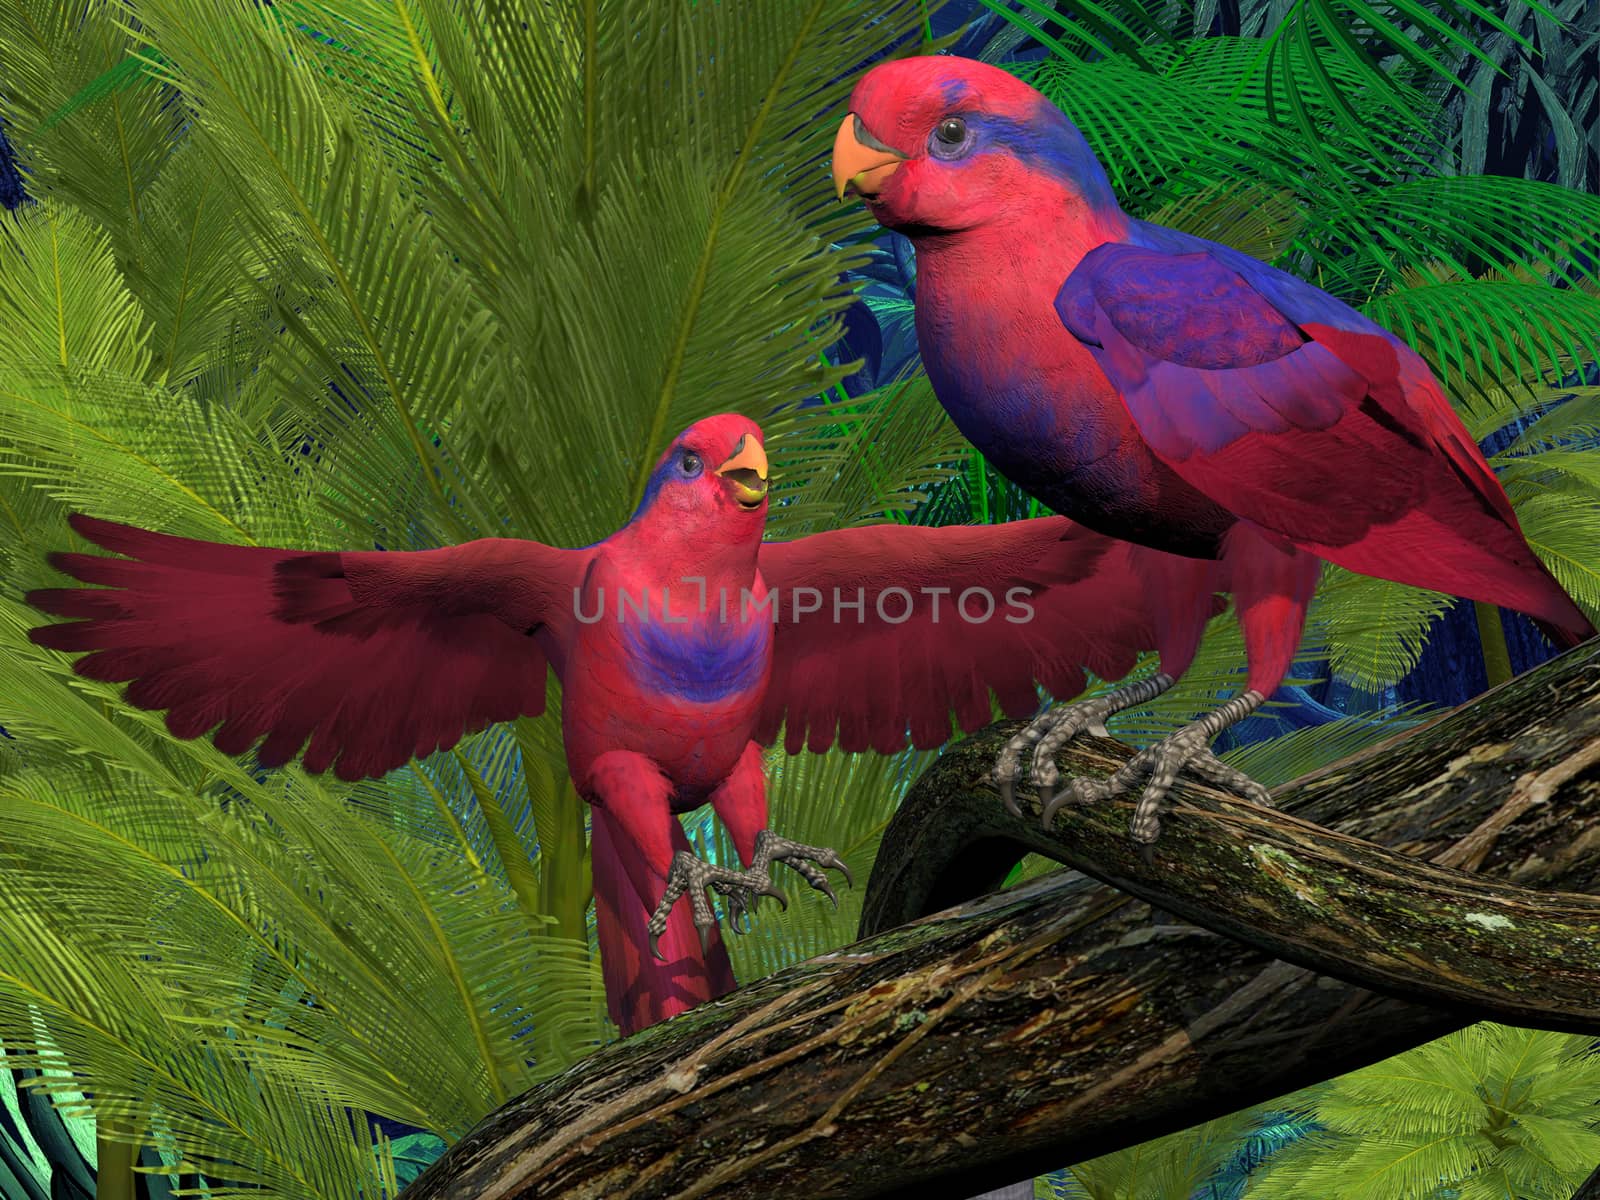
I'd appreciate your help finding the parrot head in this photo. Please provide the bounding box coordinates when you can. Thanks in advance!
[631,414,770,542]
[830,55,1120,236]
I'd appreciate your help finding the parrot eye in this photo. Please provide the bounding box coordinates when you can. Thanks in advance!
[678,452,703,477]
[929,116,972,158]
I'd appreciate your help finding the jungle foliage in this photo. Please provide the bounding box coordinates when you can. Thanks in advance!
[0,0,1597,1196]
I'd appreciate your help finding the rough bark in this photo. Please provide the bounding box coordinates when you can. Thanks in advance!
[862,666,1600,1030]
[402,642,1600,1200]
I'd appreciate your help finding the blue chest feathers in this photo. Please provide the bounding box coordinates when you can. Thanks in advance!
[623,616,772,703]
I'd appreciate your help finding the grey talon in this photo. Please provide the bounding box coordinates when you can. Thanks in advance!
[1041,793,1064,828]
[999,779,1022,817]
[993,674,1272,849]
[646,829,846,949]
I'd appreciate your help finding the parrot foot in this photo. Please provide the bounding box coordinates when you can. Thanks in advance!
[1040,690,1273,846]
[748,828,855,908]
[647,855,785,961]
[1181,746,1277,803]
[994,673,1176,817]
[646,829,852,961]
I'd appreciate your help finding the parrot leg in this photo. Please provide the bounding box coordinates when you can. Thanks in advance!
[1041,689,1275,846]
[994,673,1176,817]
[1020,524,1310,847]
[646,829,853,961]
[705,742,773,937]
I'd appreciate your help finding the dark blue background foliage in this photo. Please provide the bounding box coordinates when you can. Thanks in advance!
[0,114,24,210]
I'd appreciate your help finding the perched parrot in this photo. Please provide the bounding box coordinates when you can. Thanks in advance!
[27,413,1190,1034]
[831,55,1596,847]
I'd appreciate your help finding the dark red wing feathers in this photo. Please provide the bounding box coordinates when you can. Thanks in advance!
[28,514,590,780]
[755,517,1203,754]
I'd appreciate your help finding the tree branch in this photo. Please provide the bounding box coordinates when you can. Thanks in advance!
[864,657,1600,1031]
[402,642,1600,1200]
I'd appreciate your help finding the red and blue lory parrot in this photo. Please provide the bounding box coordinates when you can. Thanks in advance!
[831,56,1596,847]
[27,413,1189,1034]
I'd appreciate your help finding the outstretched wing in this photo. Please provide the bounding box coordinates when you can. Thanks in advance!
[1054,234,1589,636]
[27,514,592,780]
[754,516,1201,754]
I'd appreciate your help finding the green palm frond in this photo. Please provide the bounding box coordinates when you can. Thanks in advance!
[118,2,501,542]
[0,821,401,1197]
[987,0,1547,159]
[1506,491,1600,614]
[1046,1109,1264,1199]
[117,151,261,389]
[1248,1024,1600,1200]
[975,0,1169,67]
[1218,708,1431,788]
[1144,180,1305,265]
[0,591,603,1135]
[0,201,153,377]
[1500,388,1600,453]
[1022,47,1371,220]
[1310,567,1456,696]
[0,365,318,548]
[1365,278,1600,405]
[0,0,182,265]
[767,375,971,535]
[1088,606,1328,747]
[1352,176,1600,290]
[1490,389,1600,613]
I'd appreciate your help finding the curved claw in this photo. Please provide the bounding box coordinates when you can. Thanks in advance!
[757,882,789,911]
[998,777,1023,819]
[650,933,667,962]
[697,921,713,956]
[814,880,839,909]
[835,860,854,890]
[1040,785,1066,829]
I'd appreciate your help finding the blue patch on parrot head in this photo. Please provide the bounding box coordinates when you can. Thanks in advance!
[914,101,1116,216]
[938,77,969,107]
[984,102,1118,213]
[632,441,707,521]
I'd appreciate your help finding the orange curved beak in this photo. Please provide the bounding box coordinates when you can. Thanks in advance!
[832,113,905,201]
[715,434,769,509]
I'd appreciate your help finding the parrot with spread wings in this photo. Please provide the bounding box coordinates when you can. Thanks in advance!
[831,55,1594,849]
[27,412,1194,1034]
